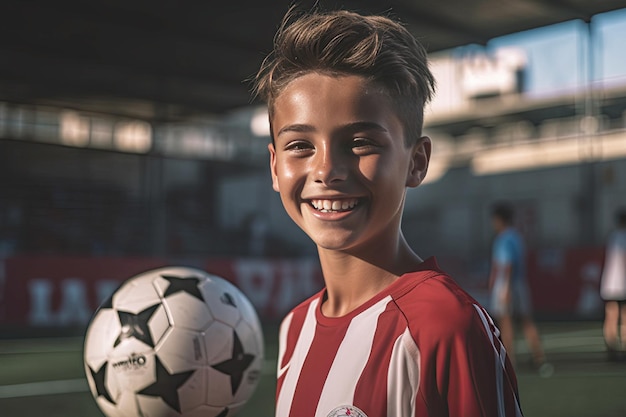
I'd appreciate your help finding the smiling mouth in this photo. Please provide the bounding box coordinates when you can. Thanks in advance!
[309,198,360,213]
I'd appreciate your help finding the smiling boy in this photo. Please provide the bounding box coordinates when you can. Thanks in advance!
[253,7,522,417]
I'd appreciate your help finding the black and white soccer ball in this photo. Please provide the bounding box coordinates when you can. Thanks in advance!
[83,266,264,417]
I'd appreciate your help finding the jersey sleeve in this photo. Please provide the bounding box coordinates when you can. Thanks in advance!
[442,304,522,417]
[408,277,523,417]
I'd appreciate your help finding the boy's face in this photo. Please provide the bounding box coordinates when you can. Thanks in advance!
[491,216,506,233]
[268,73,430,253]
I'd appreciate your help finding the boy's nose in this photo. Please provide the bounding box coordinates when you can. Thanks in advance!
[312,146,348,184]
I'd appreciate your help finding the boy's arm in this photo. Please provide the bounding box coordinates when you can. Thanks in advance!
[489,261,511,287]
[490,240,513,303]
[491,262,512,305]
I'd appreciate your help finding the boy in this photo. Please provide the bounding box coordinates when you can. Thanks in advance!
[600,207,626,361]
[488,202,550,375]
[253,7,522,417]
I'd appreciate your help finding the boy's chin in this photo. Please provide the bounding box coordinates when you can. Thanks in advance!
[309,234,359,252]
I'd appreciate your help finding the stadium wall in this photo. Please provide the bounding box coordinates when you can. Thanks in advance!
[0,247,606,336]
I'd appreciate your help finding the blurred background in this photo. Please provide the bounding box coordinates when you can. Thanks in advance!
[1,1,626,416]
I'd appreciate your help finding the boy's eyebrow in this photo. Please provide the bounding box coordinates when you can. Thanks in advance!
[276,121,388,137]
[276,124,315,137]
[339,121,388,134]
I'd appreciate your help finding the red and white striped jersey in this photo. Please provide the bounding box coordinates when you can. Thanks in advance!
[275,258,522,417]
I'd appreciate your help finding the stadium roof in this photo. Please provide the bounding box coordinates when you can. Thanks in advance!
[0,0,624,121]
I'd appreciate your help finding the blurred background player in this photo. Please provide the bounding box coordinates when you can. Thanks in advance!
[600,207,626,361]
[489,201,552,376]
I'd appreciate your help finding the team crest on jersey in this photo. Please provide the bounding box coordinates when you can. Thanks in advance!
[326,405,368,417]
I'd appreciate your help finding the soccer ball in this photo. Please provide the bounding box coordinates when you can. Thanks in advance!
[83,266,264,417]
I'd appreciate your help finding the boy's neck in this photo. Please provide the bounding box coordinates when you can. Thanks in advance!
[317,235,423,318]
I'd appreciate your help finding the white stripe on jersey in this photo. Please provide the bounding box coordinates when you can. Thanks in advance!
[314,296,393,417]
[277,311,294,379]
[473,304,523,417]
[276,298,320,417]
[387,327,420,417]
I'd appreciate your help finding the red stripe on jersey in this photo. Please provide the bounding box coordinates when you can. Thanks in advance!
[352,300,405,416]
[289,317,351,417]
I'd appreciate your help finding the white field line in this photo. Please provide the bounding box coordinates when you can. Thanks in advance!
[514,327,605,354]
[0,378,88,398]
[0,359,278,399]
[0,337,84,354]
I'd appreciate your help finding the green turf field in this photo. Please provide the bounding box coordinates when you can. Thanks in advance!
[1,321,625,417]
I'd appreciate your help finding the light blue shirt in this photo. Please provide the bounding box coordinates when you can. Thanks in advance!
[492,227,526,285]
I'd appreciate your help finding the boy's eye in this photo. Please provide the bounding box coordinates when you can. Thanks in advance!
[352,138,371,147]
[284,140,313,152]
[351,137,379,152]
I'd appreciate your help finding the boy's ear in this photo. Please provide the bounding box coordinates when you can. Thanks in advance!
[268,143,280,192]
[406,136,431,188]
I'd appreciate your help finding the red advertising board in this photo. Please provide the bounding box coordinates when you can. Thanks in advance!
[0,248,606,328]
[0,255,324,326]
[1,255,169,326]
[526,247,605,318]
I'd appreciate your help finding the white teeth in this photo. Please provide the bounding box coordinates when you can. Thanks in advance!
[310,198,359,212]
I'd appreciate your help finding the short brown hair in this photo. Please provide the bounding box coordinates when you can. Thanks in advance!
[491,201,515,225]
[253,7,436,143]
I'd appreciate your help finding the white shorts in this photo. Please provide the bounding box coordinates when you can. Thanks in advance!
[490,279,533,318]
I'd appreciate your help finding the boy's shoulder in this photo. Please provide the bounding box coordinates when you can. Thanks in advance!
[394,265,479,312]
[391,261,487,341]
